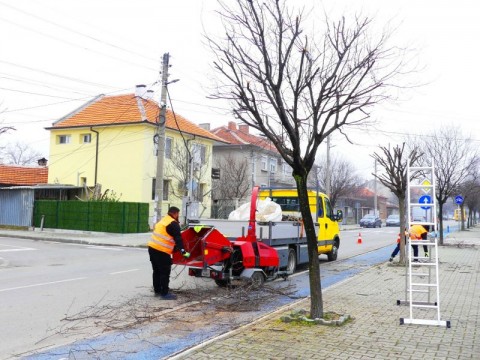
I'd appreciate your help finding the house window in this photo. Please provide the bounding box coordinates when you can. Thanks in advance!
[151,179,169,201]
[282,162,289,177]
[261,156,268,171]
[163,180,169,201]
[192,143,207,165]
[57,135,71,144]
[81,134,92,143]
[165,137,172,159]
[269,158,277,173]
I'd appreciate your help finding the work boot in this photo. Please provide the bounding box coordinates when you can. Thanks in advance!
[159,293,177,300]
[389,257,393,262]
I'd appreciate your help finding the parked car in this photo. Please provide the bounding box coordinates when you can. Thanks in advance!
[386,214,400,227]
[359,214,382,228]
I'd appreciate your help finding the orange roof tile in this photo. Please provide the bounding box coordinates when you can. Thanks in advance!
[47,94,226,143]
[0,165,48,186]
[356,187,387,199]
[211,122,278,153]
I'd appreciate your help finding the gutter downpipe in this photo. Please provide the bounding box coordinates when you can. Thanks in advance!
[90,127,99,185]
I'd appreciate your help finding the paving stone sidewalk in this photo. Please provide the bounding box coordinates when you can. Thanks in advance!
[172,228,480,360]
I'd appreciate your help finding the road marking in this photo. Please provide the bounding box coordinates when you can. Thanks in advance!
[0,277,87,293]
[109,269,139,275]
[0,244,37,252]
[84,246,123,251]
[0,248,37,252]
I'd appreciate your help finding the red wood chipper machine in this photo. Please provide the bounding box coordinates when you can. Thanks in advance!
[172,186,287,287]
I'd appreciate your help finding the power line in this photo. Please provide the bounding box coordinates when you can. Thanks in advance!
[0,86,80,100]
[0,16,158,72]
[0,1,159,64]
[0,73,95,97]
[0,86,136,114]
[0,60,118,89]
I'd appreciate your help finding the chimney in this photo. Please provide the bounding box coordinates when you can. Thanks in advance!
[135,84,147,98]
[135,85,147,121]
[228,121,237,131]
[145,89,155,101]
[199,123,210,131]
[239,124,249,134]
[37,158,48,167]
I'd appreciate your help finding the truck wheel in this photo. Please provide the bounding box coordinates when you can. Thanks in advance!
[327,241,338,261]
[287,248,297,273]
[250,271,265,289]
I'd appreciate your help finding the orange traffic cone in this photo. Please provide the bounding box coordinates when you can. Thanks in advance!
[357,232,362,244]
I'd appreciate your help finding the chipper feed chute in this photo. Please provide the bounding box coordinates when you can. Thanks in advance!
[172,225,233,267]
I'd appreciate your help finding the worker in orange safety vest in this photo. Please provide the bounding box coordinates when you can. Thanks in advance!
[408,224,429,261]
[148,206,190,300]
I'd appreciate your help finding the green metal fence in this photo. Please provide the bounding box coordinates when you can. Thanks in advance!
[33,201,150,233]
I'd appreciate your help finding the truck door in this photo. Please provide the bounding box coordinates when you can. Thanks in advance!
[317,195,330,254]
[323,197,336,240]
[317,196,336,254]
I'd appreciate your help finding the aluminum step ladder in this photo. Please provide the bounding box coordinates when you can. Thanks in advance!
[398,161,450,328]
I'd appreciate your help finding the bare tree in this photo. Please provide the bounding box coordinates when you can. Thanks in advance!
[464,182,480,226]
[456,160,480,229]
[208,0,410,318]
[372,143,422,264]
[418,127,478,244]
[164,142,211,209]
[213,153,251,201]
[0,141,43,166]
[315,155,362,209]
[0,126,14,137]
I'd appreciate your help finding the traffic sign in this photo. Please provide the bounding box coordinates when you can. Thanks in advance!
[419,195,432,210]
[455,195,464,205]
[421,179,432,194]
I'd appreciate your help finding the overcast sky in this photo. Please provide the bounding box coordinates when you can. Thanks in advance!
[1,0,479,178]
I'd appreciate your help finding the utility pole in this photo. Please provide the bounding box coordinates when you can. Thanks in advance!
[326,135,331,197]
[374,159,378,216]
[154,53,170,223]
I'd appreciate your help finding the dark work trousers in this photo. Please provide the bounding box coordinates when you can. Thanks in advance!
[411,243,428,258]
[390,243,400,258]
[148,247,172,296]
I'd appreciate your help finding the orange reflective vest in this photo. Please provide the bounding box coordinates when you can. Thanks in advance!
[409,224,427,240]
[148,215,177,254]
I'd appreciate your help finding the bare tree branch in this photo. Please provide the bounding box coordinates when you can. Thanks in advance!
[207,0,412,319]
[372,143,422,263]
[416,126,478,244]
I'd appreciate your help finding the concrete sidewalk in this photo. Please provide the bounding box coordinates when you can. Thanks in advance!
[171,226,480,360]
[0,227,150,247]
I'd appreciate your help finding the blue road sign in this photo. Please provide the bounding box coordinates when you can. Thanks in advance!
[455,195,464,205]
[419,195,432,210]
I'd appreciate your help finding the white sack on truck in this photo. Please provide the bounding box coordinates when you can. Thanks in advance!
[228,197,282,222]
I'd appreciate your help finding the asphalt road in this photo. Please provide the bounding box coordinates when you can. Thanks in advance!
[0,227,409,359]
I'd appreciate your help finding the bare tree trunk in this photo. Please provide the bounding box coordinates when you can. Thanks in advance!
[398,196,406,264]
[295,175,323,319]
[438,203,444,245]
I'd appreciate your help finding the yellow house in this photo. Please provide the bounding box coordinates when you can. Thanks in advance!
[45,86,226,226]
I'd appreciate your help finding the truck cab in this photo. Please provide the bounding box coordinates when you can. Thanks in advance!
[258,188,342,261]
